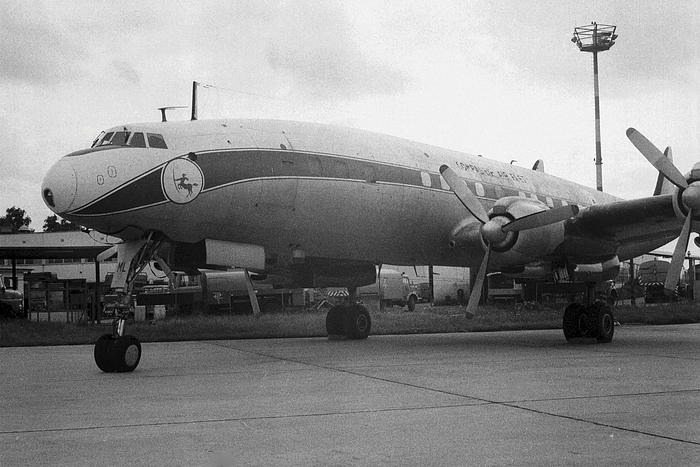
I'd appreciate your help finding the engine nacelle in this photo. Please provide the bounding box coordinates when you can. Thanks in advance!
[487,197,566,268]
[573,256,620,283]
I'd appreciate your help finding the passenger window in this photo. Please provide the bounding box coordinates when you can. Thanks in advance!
[546,197,554,207]
[475,182,485,197]
[439,175,450,190]
[148,133,168,149]
[129,132,146,148]
[420,172,431,187]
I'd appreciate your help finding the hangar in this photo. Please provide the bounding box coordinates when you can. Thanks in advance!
[0,231,115,321]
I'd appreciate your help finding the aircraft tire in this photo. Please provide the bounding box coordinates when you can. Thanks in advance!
[94,334,117,372]
[326,305,346,337]
[344,305,371,340]
[109,335,142,372]
[591,302,615,343]
[562,303,585,341]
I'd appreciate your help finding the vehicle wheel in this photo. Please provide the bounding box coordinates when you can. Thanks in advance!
[94,334,117,373]
[591,302,615,343]
[344,305,371,340]
[326,305,346,337]
[109,335,142,372]
[562,303,585,341]
[407,295,417,312]
[261,298,284,314]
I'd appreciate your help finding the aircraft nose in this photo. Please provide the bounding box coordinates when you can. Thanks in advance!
[42,158,77,214]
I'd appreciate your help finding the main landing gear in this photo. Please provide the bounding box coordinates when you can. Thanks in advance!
[324,287,372,340]
[562,298,615,343]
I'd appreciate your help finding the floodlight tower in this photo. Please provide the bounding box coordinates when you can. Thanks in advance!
[572,22,618,192]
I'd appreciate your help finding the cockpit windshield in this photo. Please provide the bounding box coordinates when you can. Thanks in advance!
[90,129,168,149]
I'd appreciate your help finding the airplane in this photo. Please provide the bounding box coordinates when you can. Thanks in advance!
[41,116,697,373]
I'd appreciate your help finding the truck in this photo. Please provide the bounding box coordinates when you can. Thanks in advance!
[0,274,24,319]
[637,258,682,303]
[358,268,421,311]
[487,273,524,302]
[137,269,305,314]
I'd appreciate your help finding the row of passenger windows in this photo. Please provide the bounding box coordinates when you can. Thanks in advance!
[302,154,576,209]
[417,170,572,208]
[91,131,168,149]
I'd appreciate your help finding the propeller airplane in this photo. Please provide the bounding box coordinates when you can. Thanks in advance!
[41,116,693,372]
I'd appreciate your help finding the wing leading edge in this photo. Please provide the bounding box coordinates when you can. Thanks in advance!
[557,193,681,262]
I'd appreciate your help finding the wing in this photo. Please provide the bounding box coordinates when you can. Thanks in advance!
[556,193,681,261]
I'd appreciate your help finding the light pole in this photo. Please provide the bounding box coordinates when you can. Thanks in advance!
[572,22,617,192]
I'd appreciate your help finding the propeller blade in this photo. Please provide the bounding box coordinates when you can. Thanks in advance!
[627,128,688,189]
[653,147,674,196]
[440,165,490,224]
[465,246,491,318]
[665,211,693,293]
[503,204,579,233]
[96,245,118,263]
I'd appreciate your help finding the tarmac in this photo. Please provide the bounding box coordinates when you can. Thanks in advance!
[2,324,699,466]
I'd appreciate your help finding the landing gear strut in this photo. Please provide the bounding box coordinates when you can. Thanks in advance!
[325,287,372,340]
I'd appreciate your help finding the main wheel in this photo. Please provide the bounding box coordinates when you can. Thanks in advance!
[326,305,346,337]
[562,303,585,341]
[109,335,142,372]
[344,305,371,340]
[94,334,117,372]
[590,301,615,343]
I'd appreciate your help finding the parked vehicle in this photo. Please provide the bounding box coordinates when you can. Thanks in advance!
[137,269,304,314]
[637,258,682,303]
[487,273,524,302]
[358,268,420,311]
[0,275,24,319]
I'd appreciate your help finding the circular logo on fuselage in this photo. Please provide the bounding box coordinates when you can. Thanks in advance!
[162,157,204,204]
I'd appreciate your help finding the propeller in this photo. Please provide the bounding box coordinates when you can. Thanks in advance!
[439,165,579,318]
[627,128,700,293]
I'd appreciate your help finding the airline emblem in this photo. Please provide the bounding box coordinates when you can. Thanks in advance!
[162,158,204,204]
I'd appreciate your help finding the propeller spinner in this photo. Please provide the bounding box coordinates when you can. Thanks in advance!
[439,165,579,318]
[627,128,700,294]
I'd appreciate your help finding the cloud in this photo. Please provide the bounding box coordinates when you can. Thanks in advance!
[264,2,409,100]
[0,6,89,85]
[109,59,141,85]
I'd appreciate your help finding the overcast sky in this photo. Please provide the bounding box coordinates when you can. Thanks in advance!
[1,0,698,235]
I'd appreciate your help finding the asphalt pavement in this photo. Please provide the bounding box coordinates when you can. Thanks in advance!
[2,325,699,466]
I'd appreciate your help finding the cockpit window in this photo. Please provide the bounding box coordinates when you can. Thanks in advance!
[89,130,167,149]
[99,132,114,146]
[91,131,106,148]
[147,133,168,149]
[129,132,146,148]
[110,131,130,146]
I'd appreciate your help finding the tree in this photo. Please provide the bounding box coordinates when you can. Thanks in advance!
[0,206,31,233]
[43,215,82,232]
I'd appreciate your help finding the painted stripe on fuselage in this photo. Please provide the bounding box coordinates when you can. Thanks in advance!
[69,148,579,217]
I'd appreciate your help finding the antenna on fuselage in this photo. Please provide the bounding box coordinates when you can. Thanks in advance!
[157,106,187,122]
[191,81,198,121]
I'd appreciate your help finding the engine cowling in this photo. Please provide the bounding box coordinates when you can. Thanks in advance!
[450,197,567,269]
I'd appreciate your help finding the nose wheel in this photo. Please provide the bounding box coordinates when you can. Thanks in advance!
[94,331,142,373]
